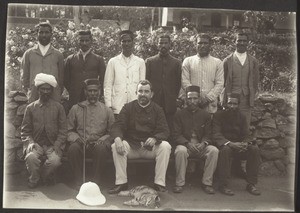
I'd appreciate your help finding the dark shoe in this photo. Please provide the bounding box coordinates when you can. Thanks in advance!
[173,185,184,193]
[202,184,215,194]
[219,186,234,196]
[153,184,168,192]
[108,183,128,194]
[28,181,39,189]
[246,184,261,196]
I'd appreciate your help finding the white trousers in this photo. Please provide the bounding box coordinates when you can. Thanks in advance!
[111,140,171,186]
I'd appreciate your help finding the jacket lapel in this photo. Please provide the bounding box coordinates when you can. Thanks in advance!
[117,54,128,68]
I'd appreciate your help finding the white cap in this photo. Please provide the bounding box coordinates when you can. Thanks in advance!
[76,182,106,206]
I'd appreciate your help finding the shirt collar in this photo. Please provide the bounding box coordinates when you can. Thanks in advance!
[234,50,247,57]
[36,98,51,107]
[135,100,153,113]
[38,42,51,51]
[196,54,210,59]
[121,53,133,59]
[80,48,92,56]
[158,52,170,58]
[81,100,100,107]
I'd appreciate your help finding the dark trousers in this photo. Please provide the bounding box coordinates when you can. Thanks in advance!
[67,141,111,185]
[217,144,261,187]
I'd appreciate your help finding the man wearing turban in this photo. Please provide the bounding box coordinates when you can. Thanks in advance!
[21,73,67,188]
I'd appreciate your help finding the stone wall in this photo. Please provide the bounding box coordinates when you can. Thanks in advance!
[4,92,297,176]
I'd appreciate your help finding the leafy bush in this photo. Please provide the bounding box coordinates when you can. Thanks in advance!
[5,21,296,93]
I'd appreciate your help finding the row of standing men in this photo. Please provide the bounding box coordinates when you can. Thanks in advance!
[20,22,261,196]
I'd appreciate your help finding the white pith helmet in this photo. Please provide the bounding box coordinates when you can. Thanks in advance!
[76,182,106,206]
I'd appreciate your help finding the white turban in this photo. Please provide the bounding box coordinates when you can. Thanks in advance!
[34,73,57,88]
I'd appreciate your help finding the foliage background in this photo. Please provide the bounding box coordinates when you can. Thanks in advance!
[5,21,297,95]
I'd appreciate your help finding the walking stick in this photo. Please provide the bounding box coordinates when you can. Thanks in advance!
[78,103,86,184]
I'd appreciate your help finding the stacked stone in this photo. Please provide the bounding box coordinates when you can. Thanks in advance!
[250,94,296,176]
[5,91,28,174]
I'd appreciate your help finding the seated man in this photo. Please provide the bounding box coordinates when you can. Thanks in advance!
[21,73,67,188]
[212,94,261,196]
[173,86,219,194]
[109,80,171,194]
[67,79,115,189]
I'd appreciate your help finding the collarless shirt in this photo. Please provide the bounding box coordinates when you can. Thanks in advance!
[121,53,133,66]
[38,42,51,56]
[234,51,247,66]
[79,48,92,61]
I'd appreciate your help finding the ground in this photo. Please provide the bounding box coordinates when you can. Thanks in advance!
[3,162,295,211]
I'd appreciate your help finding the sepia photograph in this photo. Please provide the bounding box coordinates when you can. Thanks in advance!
[2,1,297,211]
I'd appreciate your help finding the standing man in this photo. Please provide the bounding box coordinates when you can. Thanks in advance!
[145,34,182,140]
[181,34,223,113]
[104,30,146,116]
[21,22,64,103]
[67,79,114,189]
[173,86,218,194]
[223,33,260,129]
[212,94,261,196]
[108,80,171,194]
[21,73,67,188]
[64,30,106,109]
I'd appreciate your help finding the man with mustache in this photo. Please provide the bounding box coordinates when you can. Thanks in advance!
[172,85,218,194]
[212,93,261,196]
[222,33,260,130]
[67,79,115,189]
[109,80,171,194]
[21,22,64,103]
[145,34,182,144]
[104,30,146,117]
[21,73,67,188]
[64,30,106,111]
[181,34,224,114]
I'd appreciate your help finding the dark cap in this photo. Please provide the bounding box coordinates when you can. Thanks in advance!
[228,93,240,102]
[78,30,92,36]
[35,21,52,31]
[84,78,100,88]
[119,30,134,40]
[186,85,200,93]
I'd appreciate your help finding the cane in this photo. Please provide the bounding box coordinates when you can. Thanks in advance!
[78,103,87,184]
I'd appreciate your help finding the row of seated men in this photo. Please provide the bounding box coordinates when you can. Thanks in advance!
[20,73,261,197]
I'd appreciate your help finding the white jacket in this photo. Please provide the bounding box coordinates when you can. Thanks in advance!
[104,53,146,114]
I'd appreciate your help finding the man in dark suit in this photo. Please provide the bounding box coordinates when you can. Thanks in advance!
[145,34,182,141]
[213,93,261,196]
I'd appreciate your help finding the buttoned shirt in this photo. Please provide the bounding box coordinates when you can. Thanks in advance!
[234,51,247,66]
[21,98,67,148]
[110,100,169,149]
[67,100,115,143]
[181,54,224,102]
[38,42,50,56]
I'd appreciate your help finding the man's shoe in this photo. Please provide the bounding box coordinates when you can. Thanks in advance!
[28,181,38,189]
[153,184,168,192]
[246,184,261,196]
[219,186,234,196]
[202,184,215,194]
[173,185,184,193]
[108,183,128,194]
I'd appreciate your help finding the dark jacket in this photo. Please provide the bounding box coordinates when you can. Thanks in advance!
[223,53,260,107]
[64,50,106,107]
[110,100,170,149]
[145,54,182,114]
[212,109,253,148]
[173,107,212,146]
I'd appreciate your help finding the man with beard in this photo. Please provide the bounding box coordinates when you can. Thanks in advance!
[104,30,146,117]
[108,80,171,194]
[181,34,223,114]
[21,73,67,188]
[21,22,64,103]
[212,94,261,196]
[64,30,106,111]
[145,34,181,143]
[67,79,114,189]
[222,33,260,129]
[172,86,218,194]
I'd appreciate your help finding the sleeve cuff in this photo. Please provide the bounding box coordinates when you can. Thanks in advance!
[224,141,231,146]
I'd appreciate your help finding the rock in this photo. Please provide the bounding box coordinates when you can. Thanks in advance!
[274,99,287,114]
[8,91,19,98]
[13,95,28,103]
[278,136,295,148]
[17,104,27,116]
[262,139,280,150]
[5,122,16,138]
[284,105,296,116]
[260,148,285,160]
[255,128,280,139]
[13,115,24,127]
[261,112,272,120]
[274,159,286,174]
[6,101,19,110]
[275,114,288,125]
[259,161,281,176]
[286,147,296,164]
[264,103,274,111]
[287,115,296,124]
[258,118,276,129]
[277,124,296,136]
[259,94,279,103]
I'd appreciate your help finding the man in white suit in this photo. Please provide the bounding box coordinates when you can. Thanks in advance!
[104,30,146,117]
